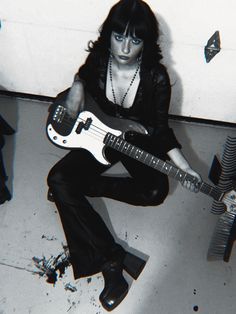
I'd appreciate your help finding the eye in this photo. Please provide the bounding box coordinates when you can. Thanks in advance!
[132,37,142,45]
[114,34,124,42]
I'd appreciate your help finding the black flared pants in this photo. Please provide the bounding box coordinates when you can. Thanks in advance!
[47,147,169,279]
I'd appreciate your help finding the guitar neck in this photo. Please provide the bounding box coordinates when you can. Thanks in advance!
[104,133,223,202]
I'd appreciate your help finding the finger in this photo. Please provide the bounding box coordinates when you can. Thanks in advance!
[182,180,198,192]
[182,180,191,189]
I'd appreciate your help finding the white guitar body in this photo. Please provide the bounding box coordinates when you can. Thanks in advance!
[47,111,122,165]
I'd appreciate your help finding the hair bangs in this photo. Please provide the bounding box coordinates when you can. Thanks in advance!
[113,10,156,43]
[127,16,150,41]
[109,10,130,35]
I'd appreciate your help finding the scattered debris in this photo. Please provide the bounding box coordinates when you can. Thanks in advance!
[41,234,57,241]
[32,245,70,285]
[65,283,77,292]
[67,301,77,312]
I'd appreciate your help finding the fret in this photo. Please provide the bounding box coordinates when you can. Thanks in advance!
[149,156,154,166]
[167,165,173,175]
[151,157,156,167]
[174,169,180,180]
[183,172,188,182]
[153,157,159,167]
[167,165,174,176]
[143,153,149,164]
[199,182,205,192]
[126,143,133,155]
[134,149,143,160]
[156,159,160,168]
[160,162,165,172]
[121,140,128,152]
[129,146,135,156]
[175,169,184,181]
[169,165,178,178]
[139,150,144,160]
[111,136,117,147]
[163,163,171,174]
[134,149,140,159]
[152,158,160,170]
[115,138,122,150]
[208,186,214,197]
[203,184,211,194]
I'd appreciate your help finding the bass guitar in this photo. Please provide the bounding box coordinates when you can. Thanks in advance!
[46,91,236,214]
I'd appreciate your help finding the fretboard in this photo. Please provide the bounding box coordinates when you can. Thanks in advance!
[104,133,223,202]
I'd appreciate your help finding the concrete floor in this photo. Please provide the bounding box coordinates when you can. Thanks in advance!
[0,95,236,314]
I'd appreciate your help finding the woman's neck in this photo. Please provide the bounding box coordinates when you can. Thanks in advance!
[111,57,139,72]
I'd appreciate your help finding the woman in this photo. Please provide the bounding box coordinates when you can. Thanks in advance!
[47,0,201,311]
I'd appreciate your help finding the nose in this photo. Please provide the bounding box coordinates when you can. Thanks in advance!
[122,38,130,54]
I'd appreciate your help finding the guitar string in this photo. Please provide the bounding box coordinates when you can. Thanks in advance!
[59,116,107,138]
[56,115,234,205]
[61,117,221,196]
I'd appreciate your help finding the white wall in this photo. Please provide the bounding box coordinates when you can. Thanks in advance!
[0,0,235,123]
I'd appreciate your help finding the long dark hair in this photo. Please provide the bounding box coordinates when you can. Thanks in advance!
[88,0,163,68]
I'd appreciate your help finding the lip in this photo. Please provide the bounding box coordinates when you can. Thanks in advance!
[118,55,130,60]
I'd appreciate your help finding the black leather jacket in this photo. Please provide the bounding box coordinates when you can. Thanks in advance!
[77,52,181,157]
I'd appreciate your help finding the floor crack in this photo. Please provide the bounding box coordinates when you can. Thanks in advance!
[0,261,34,273]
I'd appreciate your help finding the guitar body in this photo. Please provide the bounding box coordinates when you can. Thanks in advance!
[46,90,148,165]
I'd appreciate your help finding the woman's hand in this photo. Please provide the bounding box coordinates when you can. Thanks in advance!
[181,166,202,193]
[65,81,85,118]
[167,148,202,193]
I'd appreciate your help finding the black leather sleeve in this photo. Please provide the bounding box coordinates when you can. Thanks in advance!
[76,52,101,98]
[149,64,181,154]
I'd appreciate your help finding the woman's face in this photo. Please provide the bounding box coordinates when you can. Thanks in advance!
[110,30,143,66]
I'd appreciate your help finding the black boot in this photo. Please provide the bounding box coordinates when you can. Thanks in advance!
[99,249,147,311]
[123,251,147,280]
[99,259,129,311]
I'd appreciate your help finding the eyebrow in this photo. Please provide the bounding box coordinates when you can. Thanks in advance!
[113,32,142,40]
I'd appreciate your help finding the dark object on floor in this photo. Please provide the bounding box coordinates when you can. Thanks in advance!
[208,136,236,262]
[32,245,71,285]
[0,115,15,205]
[208,211,236,262]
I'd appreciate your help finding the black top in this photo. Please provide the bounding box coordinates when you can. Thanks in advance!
[77,52,181,158]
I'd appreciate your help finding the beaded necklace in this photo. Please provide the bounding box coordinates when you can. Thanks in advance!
[109,56,140,107]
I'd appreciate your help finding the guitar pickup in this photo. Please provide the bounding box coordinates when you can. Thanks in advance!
[76,117,92,134]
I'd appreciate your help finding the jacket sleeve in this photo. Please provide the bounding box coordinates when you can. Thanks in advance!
[75,52,101,98]
[150,64,181,154]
